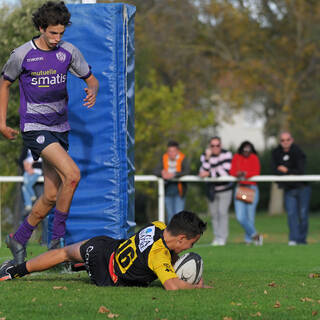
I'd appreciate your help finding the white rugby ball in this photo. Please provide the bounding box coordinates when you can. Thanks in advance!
[173,252,203,284]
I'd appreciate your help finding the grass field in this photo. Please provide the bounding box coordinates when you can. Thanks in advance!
[1,213,320,320]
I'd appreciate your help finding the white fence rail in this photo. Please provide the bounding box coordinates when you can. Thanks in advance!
[1,175,320,246]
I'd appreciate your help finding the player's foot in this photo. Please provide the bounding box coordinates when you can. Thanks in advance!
[0,260,15,281]
[5,234,26,265]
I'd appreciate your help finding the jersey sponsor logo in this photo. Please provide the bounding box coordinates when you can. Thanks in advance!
[138,226,155,252]
[27,57,44,62]
[56,52,66,63]
[36,135,45,144]
[30,69,67,88]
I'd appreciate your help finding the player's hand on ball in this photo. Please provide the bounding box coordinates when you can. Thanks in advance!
[196,278,212,289]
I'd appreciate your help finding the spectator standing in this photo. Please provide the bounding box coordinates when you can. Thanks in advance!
[230,141,263,245]
[155,141,189,223]
[271,132,311,245]
[199,137,233,246]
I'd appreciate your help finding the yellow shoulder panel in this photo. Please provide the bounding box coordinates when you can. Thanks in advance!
[148,239,177,284]
[152,221,166,230]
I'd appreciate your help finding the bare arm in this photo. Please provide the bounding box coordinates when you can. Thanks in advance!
[163,277,210,291]
[0,77,19,139]
[83,74,99,108]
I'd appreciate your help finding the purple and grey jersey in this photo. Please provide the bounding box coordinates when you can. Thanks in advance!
[1,38,91,132]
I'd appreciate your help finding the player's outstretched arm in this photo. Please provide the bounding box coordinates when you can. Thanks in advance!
[0,77,19,140]
[163,277,211,291]
[83,74,99,108]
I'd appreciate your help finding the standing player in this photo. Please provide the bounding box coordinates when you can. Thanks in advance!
[0,211,210,290]
[0,1,99,264]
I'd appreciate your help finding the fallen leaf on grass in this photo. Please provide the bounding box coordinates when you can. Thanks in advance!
[58,303,62,307]
[250,312,261,317]
[31,298,36,302]
[230,302,242,306]
[268,282,277,287]
[107,313,119,319]
[223,317,233,320]
[309,273,320,279]
[312,311,318,316]
[301,297,314,302]
[264,290,268,295]
[0,317,6,320]
[53,286,67,290]
[155,308,159,313]
[273,301,281,308]
[98,306,110,314]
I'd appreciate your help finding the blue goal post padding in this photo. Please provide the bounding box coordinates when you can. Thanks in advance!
[48,3,135,245]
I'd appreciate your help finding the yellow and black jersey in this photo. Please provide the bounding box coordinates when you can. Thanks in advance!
[114,221,178,286]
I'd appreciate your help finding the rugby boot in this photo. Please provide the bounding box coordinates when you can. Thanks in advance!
[0,260,15,281]
[5,234,26,265]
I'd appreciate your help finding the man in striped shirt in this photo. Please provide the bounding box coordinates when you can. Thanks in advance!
[199,137,233,246]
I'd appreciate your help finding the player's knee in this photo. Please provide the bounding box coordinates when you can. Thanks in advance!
[58,247,69,262]
[65,168,81,190]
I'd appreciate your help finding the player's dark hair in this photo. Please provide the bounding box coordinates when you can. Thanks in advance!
[32,1,71,30]
[167,140,179,148]
[167,211,207,239]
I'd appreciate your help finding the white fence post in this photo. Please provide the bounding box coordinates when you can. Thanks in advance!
[158,178,165,222]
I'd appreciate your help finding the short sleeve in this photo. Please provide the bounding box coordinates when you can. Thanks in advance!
[148,242,177,284]
[69,45,91,79]
[1,50,23,82]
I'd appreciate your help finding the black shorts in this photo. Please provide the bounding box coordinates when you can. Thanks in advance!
[80,236,122,287]
[22,130,69,161]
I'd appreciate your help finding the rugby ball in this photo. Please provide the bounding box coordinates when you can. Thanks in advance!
[173,252,203,284]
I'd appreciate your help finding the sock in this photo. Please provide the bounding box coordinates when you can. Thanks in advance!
[7,262,29,279]
[52,209,69,240]
[14,218,36,247]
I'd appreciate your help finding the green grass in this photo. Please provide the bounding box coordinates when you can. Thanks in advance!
[1,213,320,320]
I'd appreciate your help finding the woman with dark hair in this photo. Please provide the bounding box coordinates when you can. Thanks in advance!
[230,141,263,245]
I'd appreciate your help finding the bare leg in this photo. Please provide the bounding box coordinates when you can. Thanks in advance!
[40,143,80,213]
[26,241,87,273]
[27,157,61,226]
[8,143,81,263]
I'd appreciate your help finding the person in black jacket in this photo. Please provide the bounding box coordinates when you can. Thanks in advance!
[271,132,311,245]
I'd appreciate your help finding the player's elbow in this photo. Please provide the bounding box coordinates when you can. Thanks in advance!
[163,277,186,291]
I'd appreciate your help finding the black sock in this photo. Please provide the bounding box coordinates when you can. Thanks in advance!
[8,262,29,279]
